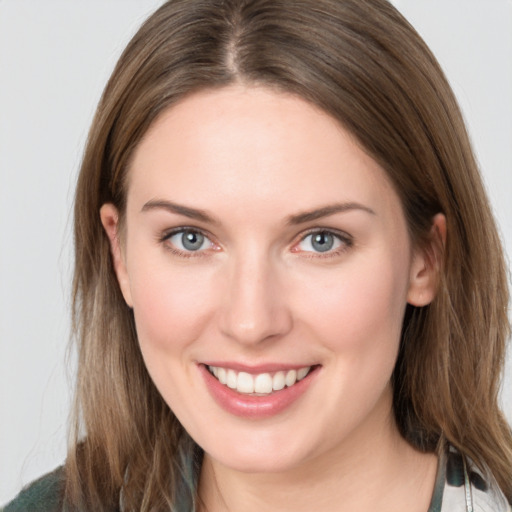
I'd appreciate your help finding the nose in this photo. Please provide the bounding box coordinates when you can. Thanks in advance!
[218,251,293,346]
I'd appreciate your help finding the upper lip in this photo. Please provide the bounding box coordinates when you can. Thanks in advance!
[200,361,317,374]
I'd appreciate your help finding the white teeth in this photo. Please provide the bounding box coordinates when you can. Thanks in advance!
[273,371,285,391]
[254,373,273,394]
[208,365,311,395]
[297,367,309,380]
[237,372,254,393]
[226,369,237,389]
[285,369,297,387]
[217,367,227,384]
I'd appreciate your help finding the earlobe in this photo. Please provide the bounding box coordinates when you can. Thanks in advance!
[407,213,446,307]
[99,203,133,307]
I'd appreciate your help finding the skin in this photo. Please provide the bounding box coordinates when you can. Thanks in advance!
[101,85,445,511]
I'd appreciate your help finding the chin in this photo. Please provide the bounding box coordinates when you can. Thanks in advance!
[198,426,319,474]
[210,450,305,474]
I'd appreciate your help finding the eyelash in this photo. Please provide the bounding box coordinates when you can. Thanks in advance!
[160,227,217,258]
[159,227,353,259]
[294,228,353,259]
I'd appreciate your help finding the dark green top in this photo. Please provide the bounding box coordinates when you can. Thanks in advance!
[2,467,64,512]
[3,446,510,511]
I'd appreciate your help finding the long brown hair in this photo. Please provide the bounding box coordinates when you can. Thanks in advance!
[68,0,512,508]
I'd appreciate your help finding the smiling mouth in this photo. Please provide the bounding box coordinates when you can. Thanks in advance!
[207,365,313,395]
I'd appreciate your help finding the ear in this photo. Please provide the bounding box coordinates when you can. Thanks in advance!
[407,213,446,307]
[100,203,133,307]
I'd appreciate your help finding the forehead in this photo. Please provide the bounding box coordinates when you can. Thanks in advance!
[127,85,402,222]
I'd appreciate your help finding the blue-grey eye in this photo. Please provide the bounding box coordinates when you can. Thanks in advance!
[311,232,334,252]
[297,231,345,253]
[168,229,210,252]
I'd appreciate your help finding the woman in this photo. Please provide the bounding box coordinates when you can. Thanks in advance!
[4,0,511,510]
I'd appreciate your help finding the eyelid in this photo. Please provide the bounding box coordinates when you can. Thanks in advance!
[160,226,219,257]
[159,225,352,258]
[161,225,207,240]
[292,227,353,256]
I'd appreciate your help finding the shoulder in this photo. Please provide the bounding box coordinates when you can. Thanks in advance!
[437,446,511,512]
[2,467,64,512]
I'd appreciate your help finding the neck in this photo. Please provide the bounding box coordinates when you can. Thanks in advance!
[197,391,438,512]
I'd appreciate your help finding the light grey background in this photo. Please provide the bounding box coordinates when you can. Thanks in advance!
[1,0,511,505]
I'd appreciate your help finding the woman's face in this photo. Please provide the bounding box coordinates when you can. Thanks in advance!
[102,85,438,473]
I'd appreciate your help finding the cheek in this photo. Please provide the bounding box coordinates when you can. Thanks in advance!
[290,254,411,437]
[128,257,217,358]
[296,253,410,361]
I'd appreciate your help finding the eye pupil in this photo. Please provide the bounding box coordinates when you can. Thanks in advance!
[181,231,204,251]
[312,232,334,252]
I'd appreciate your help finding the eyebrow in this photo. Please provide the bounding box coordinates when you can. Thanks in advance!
[141,199,219,225]
[141,199,375,225]
[286,202,376,225]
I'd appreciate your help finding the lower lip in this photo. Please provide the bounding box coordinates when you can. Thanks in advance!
[199,364,319,419]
